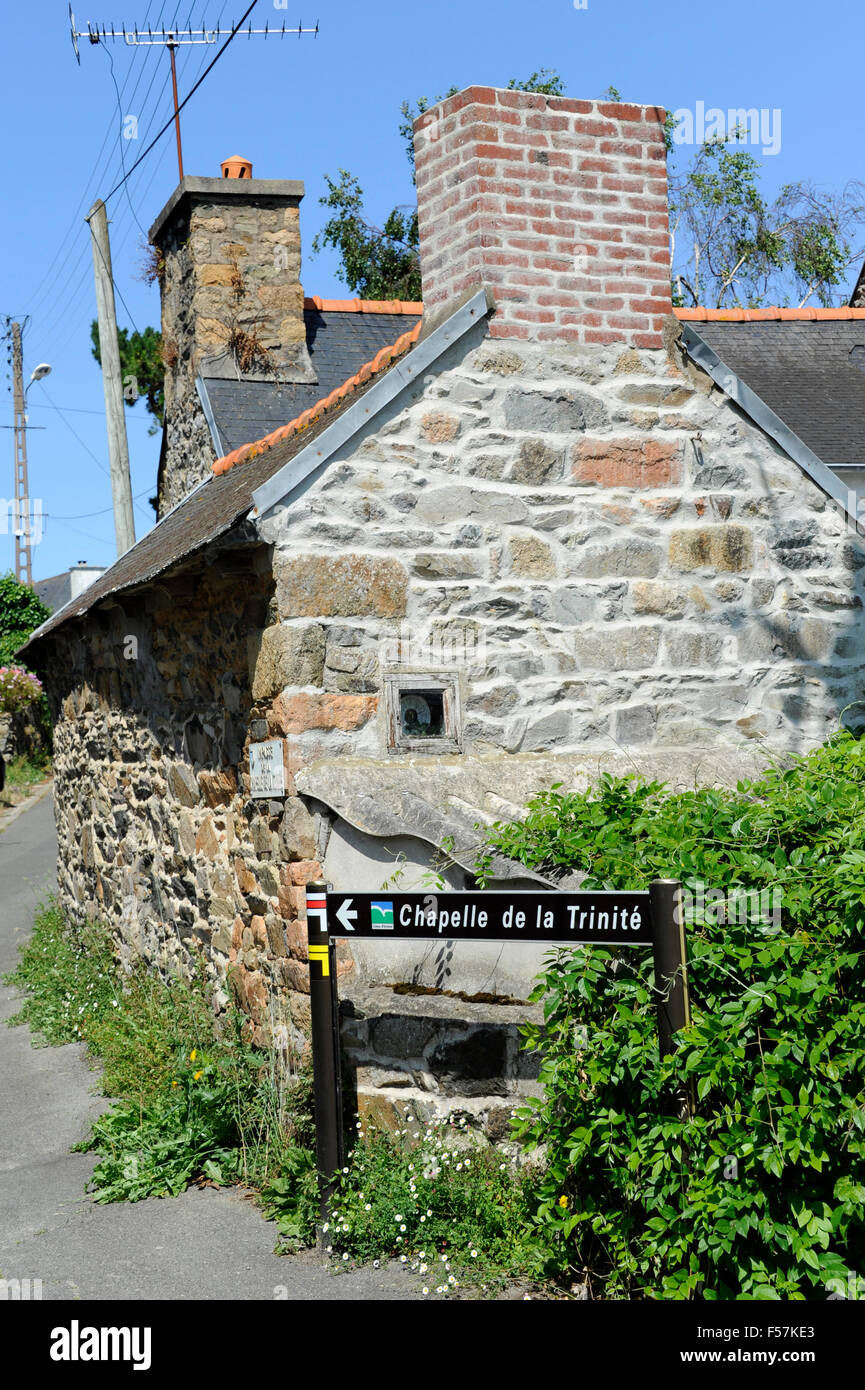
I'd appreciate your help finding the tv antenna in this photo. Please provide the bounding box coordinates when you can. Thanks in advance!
[69,6,319,180]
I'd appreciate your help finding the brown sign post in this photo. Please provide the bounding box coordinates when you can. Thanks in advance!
[649,878,693,1119]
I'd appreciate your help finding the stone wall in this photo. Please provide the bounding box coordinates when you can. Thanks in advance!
[39,529,548,1123]
[254,320,865,762]
[0,700,51,765]
[42,547,326,1059]
[244,312,865,1120]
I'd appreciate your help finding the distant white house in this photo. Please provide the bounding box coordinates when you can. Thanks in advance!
[34,561,106,615]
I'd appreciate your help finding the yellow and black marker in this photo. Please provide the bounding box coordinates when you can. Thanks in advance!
[304,882,344,1231]
[307,944,330,977]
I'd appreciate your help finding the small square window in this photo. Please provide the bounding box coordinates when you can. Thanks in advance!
[384,675,462,755]
[400,689,446,737]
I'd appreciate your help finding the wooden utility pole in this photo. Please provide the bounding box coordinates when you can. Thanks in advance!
[86,200,136,557]
[11,322,32,586]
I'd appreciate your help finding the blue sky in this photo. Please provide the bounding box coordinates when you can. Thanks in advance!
[2,0,863,581]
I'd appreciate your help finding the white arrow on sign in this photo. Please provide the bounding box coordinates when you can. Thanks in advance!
[335,898,357,932]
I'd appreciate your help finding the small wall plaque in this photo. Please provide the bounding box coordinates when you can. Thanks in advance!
[249,739,286,799]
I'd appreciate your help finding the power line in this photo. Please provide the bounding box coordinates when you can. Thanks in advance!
[48,488,152,519]
[23,19,179,342]
[101,41,149,240]
[48,517,115,544]
[36,383,112,479]
[29,401,154,422]
[27,0,311,404]
[33,257,95,350]
[34,198,143,352]
[27,0,288,360]
[30,14,194,345]
[23,0,164,318]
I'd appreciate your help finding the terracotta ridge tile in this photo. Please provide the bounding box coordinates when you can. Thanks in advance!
[675,306,865,321]
[303,296,424,314]
[211,319,423,478]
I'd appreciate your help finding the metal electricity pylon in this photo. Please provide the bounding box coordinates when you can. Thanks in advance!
[10,322,33,585]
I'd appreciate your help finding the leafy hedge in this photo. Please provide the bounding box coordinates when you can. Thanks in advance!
[0,572,50,666]
[480,732,865,1299]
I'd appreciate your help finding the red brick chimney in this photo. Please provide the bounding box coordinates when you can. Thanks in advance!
[413,87,671,348]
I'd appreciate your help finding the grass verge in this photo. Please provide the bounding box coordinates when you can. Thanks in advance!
[0,752,51,809]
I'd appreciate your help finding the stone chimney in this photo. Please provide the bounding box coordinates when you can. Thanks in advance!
[148,158,315,516]
[413,87,672,348]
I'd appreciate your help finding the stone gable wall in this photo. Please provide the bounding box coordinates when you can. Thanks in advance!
[254,322,865,765]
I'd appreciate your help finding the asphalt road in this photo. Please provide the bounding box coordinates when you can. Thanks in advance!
[0,788,433,1301]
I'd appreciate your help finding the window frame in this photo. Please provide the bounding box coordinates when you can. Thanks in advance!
[383,672,463,756]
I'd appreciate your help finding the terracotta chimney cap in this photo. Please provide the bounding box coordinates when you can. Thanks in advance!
[221,155,253,179]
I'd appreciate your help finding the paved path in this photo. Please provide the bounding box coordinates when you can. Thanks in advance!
[0,790,432,1301]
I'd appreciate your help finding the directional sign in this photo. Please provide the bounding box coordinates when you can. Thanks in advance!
[323,891,652,944]
[303,879,689,1215]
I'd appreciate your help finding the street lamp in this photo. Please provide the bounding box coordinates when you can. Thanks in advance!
[26,363,52,393]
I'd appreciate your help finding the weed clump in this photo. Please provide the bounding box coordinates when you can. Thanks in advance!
[4,902,314,1206]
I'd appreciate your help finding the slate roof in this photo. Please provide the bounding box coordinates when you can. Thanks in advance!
[33,566,106,616]
[202,302,423,454]
[676,311,865,466]
[33,572,74,615]
[22,363,399,651]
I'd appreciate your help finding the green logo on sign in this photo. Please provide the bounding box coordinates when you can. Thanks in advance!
[371,901,394,930]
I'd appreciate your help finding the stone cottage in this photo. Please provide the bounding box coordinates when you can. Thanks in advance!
[23,87,865,1125]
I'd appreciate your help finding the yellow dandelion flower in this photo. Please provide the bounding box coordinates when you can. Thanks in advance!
[193,1070,203,1081]
[171,1080,179,1088]
[189,1049,197,1062]
[558,1195,568,1208]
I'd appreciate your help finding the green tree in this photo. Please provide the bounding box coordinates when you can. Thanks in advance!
[669,134,865,308]
[479,734,865,1298]
[90,322,164,434]
[310,172,421,300]
[0,571,51,665]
